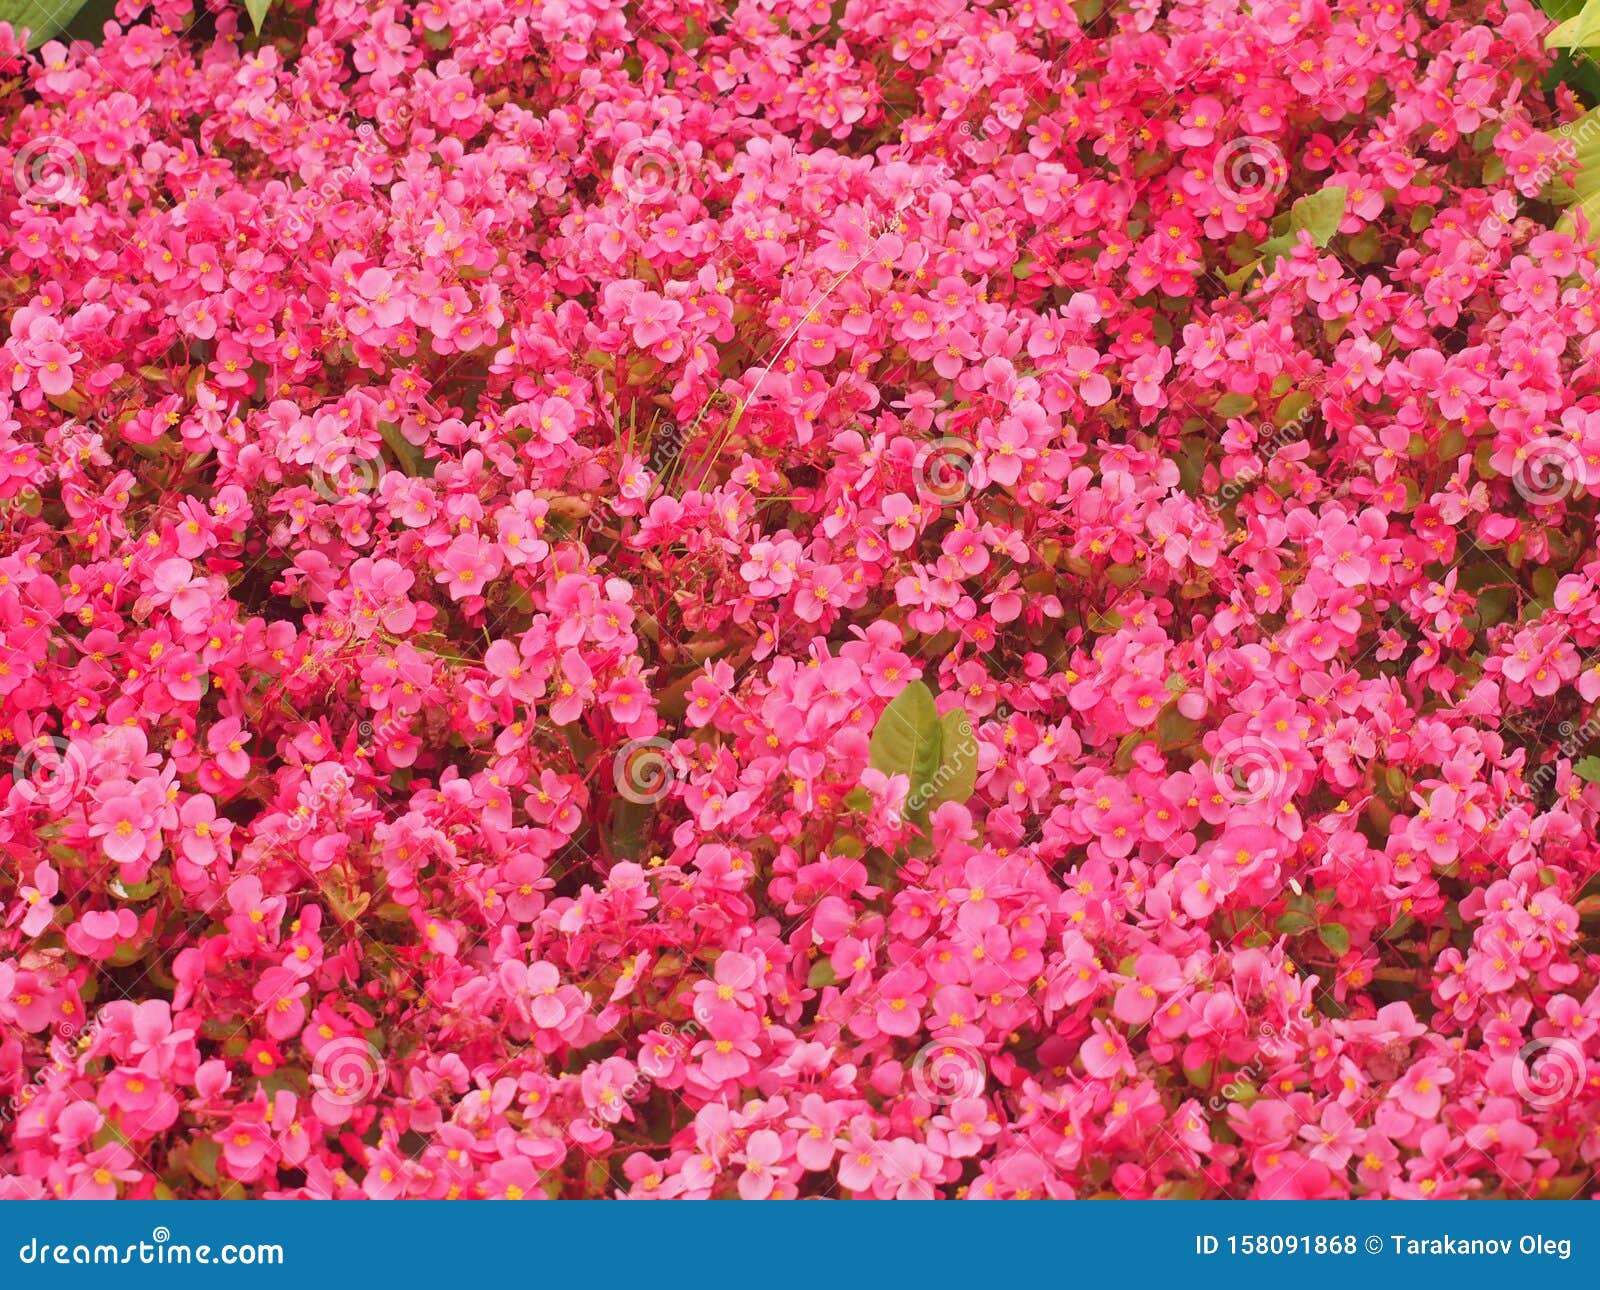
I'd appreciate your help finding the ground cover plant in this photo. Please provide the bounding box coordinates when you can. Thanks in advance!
[3,0,1600,1199]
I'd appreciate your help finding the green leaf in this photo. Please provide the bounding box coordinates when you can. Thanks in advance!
[1471,586,1513,631]
[0,0,93,46]
[806,958,837,989]
[1318,922,1351,956]
[1156,704,1199,751]
[868,679,942,804]
[1289,186,1348,243]
[923,707,979,810]
[1223,1077,1259,1106]
[1574,756,1600,783]
[1219,258,1261,292]
[1556,108,1600,201]
[1346,226,1383,263]
[1258,186,1348,274]
[242,0,272,34]
[1547,0,1600,48]
[186,1136,221,1187]
[1275,390,1314,427]
[377,420,427,476]
[1552,110,1600,253]
[1112,729,1152,772]
[1175,438,1207,497]
[606,796,656,863]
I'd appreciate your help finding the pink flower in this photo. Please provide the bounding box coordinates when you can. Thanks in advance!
[1,0,1599,1205]
[547,650,594,726]
[1080,1020,1136,1080]
[735,1129,785,1199]
[15,863,59,937]
[435,535,503,601]
[88,795,152,868]
[927,1097,996,1158]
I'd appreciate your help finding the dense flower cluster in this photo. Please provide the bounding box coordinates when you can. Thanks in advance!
[3,0,1600,1199]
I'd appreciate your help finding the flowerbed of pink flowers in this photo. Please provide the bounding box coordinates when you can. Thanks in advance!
[3,0,1600,1200]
